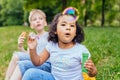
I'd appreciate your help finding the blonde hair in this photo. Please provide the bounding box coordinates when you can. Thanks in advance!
[28,9,46,23]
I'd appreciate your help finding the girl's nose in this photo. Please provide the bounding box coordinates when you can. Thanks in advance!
[36,18,41,22]
[66,26,71,30]
[36,19,40,23]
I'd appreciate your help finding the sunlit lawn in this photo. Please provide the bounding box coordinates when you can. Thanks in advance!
[0,26,120,80]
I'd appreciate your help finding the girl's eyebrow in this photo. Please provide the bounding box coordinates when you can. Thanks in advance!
[61,21,67,23]
[61,21,75,25]
[61,20,75,24]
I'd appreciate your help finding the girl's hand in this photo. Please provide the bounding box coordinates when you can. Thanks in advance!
[18,32,26,51]
[84,58,97,77]
[27,32,37,50]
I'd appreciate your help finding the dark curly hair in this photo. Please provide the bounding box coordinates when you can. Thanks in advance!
[48,13,85,44]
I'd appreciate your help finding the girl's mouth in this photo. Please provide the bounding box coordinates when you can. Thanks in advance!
[65,33,70,36]
[36,24,41,27]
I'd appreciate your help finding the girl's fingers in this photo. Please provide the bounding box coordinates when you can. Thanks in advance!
[85,65,93,70]
[20,32,26,37]
[84,59,95,72]
[87,58,93,63]
[18,38,25,43]
[28,36,35,43]
[85,59,94,67]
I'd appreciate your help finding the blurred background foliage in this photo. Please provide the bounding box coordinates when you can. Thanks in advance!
[0,0,119,27]
[0,0,120,80]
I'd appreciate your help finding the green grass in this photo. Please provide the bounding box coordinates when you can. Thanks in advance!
[0,26,120,80]
[0,26,33,80]
[83,27,120,80]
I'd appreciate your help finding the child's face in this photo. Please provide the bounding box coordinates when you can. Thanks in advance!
[56,15,76,43]
[30,12,47,32]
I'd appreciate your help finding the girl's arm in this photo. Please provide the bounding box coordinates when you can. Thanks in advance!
[85,58,98,77]
[18,32,27,53]
[27,34,49,66]
[29,48,49,66]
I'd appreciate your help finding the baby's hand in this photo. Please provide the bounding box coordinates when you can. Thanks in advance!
[27,32,37,49]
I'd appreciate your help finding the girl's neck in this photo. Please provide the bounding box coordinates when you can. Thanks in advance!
[58,41,75,49]
[37,30,46,36]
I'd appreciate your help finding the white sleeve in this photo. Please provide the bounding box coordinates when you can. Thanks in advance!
[45,41,53,54]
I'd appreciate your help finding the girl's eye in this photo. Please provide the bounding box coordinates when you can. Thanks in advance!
[39,17,43,20]
[32,18,36,21]
[61,23,66,26]
[70,24,75,27]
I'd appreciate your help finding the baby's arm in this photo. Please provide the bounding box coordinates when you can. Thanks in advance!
[84,58,97,77]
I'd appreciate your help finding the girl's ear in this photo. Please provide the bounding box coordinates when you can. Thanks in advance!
[54,32,57,34]
[75,33,76,36]
[30,23,34,29]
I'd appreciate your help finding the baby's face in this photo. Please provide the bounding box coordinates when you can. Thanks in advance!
[30,12,46,31]
[56,15,76,44]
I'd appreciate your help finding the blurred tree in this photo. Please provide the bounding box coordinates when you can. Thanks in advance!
[80,0,93,26]
[0,0,119,27]
[101,0,105,26]
[0,0,24,26]
[105,0,119,27]
[100,0,117,26]
[0,0,7,26]
[23,0,85,25]
[0,2,2,26]
[23,0,58,23]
